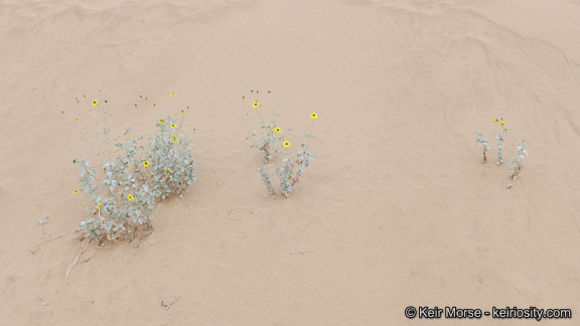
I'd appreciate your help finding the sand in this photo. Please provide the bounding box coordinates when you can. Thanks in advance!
[1,0,579,325]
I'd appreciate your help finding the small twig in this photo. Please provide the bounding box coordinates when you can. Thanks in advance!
[65,251,82,279]
[260,142,271,164]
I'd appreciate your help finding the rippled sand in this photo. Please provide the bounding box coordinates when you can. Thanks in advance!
[1,0,579,324]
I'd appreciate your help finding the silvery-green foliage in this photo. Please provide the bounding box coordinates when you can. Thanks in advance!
[257,166,274,194]
[262,138,315,198]
[474,132,489,150]
[75,115,196,242]
[277,158,295,197]
[474,131,490,162]
[147,115,197,200]
[475,120,529,185]
[77,158,98,198]
[75,135,156,241]
[506,140,528,180]
[495,128,507,165]
[247,110,285,163]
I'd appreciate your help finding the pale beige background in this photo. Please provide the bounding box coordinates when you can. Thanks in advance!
[1,0,579,325]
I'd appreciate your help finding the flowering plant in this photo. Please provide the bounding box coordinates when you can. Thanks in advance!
[245,91,317,197]
[475,118,529,186]
[73,94,196,243]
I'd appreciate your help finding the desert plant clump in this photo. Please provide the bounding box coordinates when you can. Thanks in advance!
[146,116,197,200]
[75,142,157,241]
[475,118,529,187]
[73,94,197,243]
[245,91,317,198]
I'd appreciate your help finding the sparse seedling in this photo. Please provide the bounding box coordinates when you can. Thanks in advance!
[506,139,528,181]
[492,117,507,165]
[474,132,489,163]
[245,91,317,198]
[74,94,196,243]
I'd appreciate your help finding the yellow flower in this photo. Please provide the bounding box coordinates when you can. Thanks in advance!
[125,163,130,168]
[170,135,179,143]
[500,121,505,126]
[252,101,260,109]
[160,118,165,124]
[75,117,79,121]
[170,123,177,128]
[92,99,98,106]
[169,93,176,97]
[143,160,151,167]
[272,126,282,133]
[126,194,135,201]
[492,119,498,123]
[310,112,318,120]
[167,168,174,173]
[283,140,291,148]
[96,202,102,209]
[72,189,78,195]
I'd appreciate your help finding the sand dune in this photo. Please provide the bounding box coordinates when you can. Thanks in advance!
[1,0,579,324]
